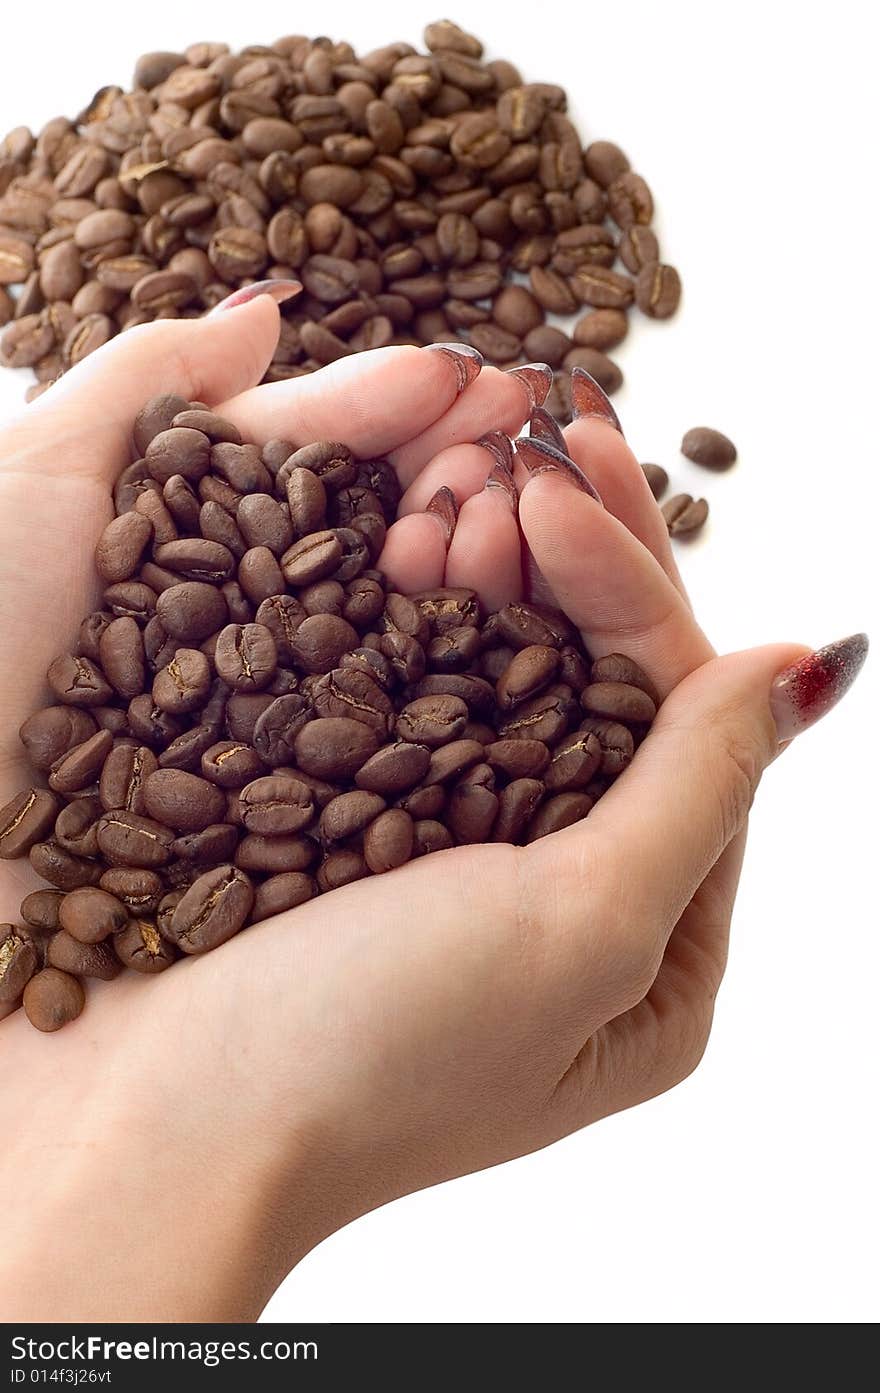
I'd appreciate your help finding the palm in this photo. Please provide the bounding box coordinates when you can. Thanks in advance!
[1,305,765,1221]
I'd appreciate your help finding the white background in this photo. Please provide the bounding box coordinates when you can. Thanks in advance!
[1,0,877,1324]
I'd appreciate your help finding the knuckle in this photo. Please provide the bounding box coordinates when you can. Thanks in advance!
[710,727,765,845]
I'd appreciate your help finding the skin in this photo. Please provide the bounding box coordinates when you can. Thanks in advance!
[0,298,810,1320]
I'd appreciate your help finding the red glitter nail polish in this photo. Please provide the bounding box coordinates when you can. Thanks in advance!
[570,366,622,434]
[425,486,459,547]
[770,634,868,741]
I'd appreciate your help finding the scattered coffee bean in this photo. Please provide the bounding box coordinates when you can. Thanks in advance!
[22,968,85,1032]
[681,427,737,471]
[641,463,669,499]
[661,494,710,536]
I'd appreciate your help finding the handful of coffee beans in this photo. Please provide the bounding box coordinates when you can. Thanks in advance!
[0,19,680,414]
[0,392,658,1031]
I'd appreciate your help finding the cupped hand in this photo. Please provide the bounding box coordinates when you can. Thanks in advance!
[0,298,849,1320]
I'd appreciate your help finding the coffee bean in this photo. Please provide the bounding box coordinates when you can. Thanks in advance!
[583,140,630,187]
[641,463,669,500]
[396,695,468,746]
[0,924,38,1002]
[492,778,544,842]
[0,788,60,859]
[527,791,593,840]
[252,872,316,922]
[590,654,658,703]
[294,717,379,779]
[319,790,386,842]
[23,968,85,1032]
[115,918,177,972]
[239,776,315,835]
[168,864,253,954]
[412,819,454,856]
[252,694,313,766]
[607,172,653,228]
[681,427,737,471]
[20,889,65,934]
[151,648,212,714]
[142,768,227,833]
[568,265,634,309]
[619,225,660,274]
[572,308,628,351]
[59,886,128,943]
[215,623,278,691]
[545,732,603,792]
[661,494,710,537]
[99,867,164,915]
[48,729,113,794]
[19,707,97,771]
[96,810,175,867]
[98,617,145,698]
[635,261,681,319]
[156,582,227,641]
[496,645,560,709]
[495,601,572,650]
[577,718,634,776]
[497,685,578,744]
[447,779,498,843]
[363,808,414,872]
[485,738,550,779]
[46,930,121,981]
[235,833,317,875]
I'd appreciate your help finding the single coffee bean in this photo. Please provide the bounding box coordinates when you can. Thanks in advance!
[496,645,560,709]
[583,140,630,187]
[0,924,38,1002]
[201,741,265,789]
[153,538,235,582]
[95,512,153,582]
[495,601,572,650]
[572,308,628,351]
[497,685,578,744]
[581,681,657,724]
[96,810,175,867]
[171,824,239,865]
[363,808,414,872]
[59,886,129,943]
[577,718,634,776]
[635,261,681,319]
[156,582,227,642]
[446,779,498,843]
[680,427,737,471]
[292,614,360,674]
[317,849,368,892]
[396,694,469,747]
[20,889,65,934]
[485,738,550,779]
[53,797,103,858]
[214,622,278,691]
[590,654,658,703]
[252,872,316,922]
[527,791,593,840]
[47,654,113,707]
[23,968,85,1032]
[492,777,544,842]
[19,707,97,771]
[0,788,60,859]
[311,667,393,733]
[423,738,485,786]
[168,864,254,954]
[151,648,212,713]
[545,732,603,793]
[48,729,113,794]
[294,717,379,779]
[412,819,454,856]
[235,832,318,875]
[354,740,431,794]
[619,225,660,274]
[142,768,227,833]
[319,790,386,842]
[661,494,710,536]
[239,776,315,835]
[115,918,177,973]
[47,930,121,980]
[641,463,669,499]
[607,171,653,228]
[99,867,164,915]
[29,841,103,890]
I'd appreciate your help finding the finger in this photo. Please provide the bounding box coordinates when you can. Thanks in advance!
[562,417,687,597]
[398,443,495,516]
[518,468,712,696]
[216,344,481,462]
[550,833,747,1134]
[387,364,545,487]
[15,294,286,472]
[537,637,868,1000]
[377,509,449,593]
[445,478,523,610]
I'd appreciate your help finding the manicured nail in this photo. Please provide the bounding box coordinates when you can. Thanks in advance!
[425,486,459,547]
[210,279,302,314]
[426,342,483,393]
[769,634,868,743]
[506,362,552,409]
[515,437,603,505]
[570,366,622,434]
[528,407,567,451]
[478,430,514,472]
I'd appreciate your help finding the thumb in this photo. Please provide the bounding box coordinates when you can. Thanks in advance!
[14,284,297,466]
[543,634,868,949]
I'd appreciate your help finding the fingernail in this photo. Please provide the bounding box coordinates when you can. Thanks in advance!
[477,430,514,472]
[506,362,552,409]
[425,342,483,393]
[769,634,869,743]
[570,366,622,434]
[515,437,603,505]
[210,279,302,314]
[528,406,567,451]
[425,486,459,548]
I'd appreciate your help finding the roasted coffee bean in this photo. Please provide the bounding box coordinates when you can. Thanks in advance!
[412,819,454,856]
[495,601,572,650]
[235,832,317,875]
[311,667,392,733]
[19,707,97,772]
[641,463,669,499]
[20,889,65,934]
[59,886,129,943]
[239,776,315,835]
[214,622,278,691]
[680,427,737,471]
[363,808,413,872]
[153,538,235,582]
[527,791,593,840]
[635,261,681,319]
[115,918,177,973]
[545,732,602,793]
[96,810,174,867]
[423,739,485,786]
[151,648,211,713]
[201,741,265,789]
[583,141,630,187]
[0,924,38,1002]
[99,867,164,915]
[98,617,145,698]
[661,493,710,537]
[590,654,658,703]
[46,930,121,981]
[492,778,544,842]
[294,716,378,779]
[0,788,60,859]
[572,308,628,351]
[171,823,239,865]
[446,778,498,843]
[319,790,386,842]
[607,172,653,228]
[168,864,254,954]
[396,694,468,746]
[496,645,559,709]
[252,872,316,922]
[53,797,103,858]
[497,684,578,744]
[142,768,227,833]
[577,718,634,776]
[23,968,85,1032]
[95,512,152,582]
[47,654,113,707]
[48,729,113,794]
[156,582,227,642]
[485,738,550,779]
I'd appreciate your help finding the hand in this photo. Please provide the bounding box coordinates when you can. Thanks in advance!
[0,298,865,1321]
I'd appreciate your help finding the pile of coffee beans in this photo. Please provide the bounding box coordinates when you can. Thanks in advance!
[0,20,680,412]
[0,392,658,1031]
